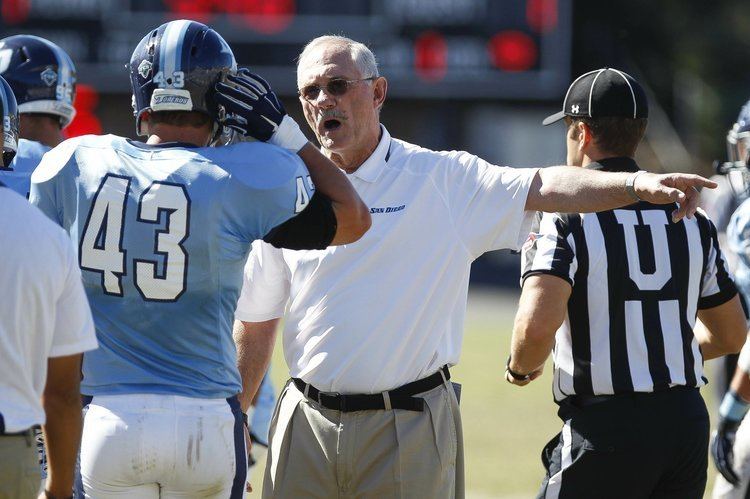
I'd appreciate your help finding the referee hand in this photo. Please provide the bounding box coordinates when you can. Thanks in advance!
[505,364,544,387]
[633,172,717,222]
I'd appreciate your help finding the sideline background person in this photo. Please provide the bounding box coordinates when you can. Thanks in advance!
[0,35,77,198]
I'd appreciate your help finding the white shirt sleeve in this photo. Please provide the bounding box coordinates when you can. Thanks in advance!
[49,232,98,358]
[440,152,537,256]
[234,240,291,322]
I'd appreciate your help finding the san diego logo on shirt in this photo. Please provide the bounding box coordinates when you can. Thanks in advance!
[370,204,405,214]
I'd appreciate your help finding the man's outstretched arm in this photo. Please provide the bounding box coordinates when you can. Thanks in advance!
[525,167,716,221]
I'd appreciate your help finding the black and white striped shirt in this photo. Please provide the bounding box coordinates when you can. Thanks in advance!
[521,157,738,402]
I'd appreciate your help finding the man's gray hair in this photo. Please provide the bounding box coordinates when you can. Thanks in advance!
[297,35,379,79]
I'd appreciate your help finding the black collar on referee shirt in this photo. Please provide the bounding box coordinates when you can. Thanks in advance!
[585,156,640,173]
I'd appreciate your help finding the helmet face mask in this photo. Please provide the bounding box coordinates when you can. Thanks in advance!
[0,76,19,167]
[728,100,750,163]
[0,35,77,128]
[726,124,749,164]
[724,100,750,200]
[129,20,237,138]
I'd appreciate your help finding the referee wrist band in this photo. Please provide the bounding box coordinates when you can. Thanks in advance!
[505,355,532,381]
[625,170,645,202]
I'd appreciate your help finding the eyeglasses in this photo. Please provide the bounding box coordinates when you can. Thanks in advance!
[299,77,376,101]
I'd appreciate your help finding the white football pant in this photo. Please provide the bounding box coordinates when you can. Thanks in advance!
[79,394,246,498]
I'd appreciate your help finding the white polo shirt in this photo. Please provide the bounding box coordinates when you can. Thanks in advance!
[0,187,97,432]
[236,126,536,394]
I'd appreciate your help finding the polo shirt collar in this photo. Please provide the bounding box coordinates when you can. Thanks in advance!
[585,156,640,173]
[348,125,392,183]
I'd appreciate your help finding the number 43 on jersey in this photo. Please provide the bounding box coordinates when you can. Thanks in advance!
[80,174,190,302]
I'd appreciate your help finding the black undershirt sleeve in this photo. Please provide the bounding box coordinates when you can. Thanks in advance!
[262,191,338,250]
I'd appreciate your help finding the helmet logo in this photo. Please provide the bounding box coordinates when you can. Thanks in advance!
[138,59,152,79]
[153,93,189,106]
[40,68,57,87]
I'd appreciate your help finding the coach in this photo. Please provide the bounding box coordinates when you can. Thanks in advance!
[234,38,716,498]
[508,68,747,498]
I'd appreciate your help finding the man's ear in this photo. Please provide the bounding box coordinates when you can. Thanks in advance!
[578,121,593,149]
[373,76,387,111]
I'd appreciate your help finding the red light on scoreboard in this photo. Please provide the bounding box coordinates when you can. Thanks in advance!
[414,31,447,82]
[230,0,295,35]
[162,0,213,22]
[162,0,295,34]
[1,0,31,25]
[488,31,538,72]
[527,0,558,33]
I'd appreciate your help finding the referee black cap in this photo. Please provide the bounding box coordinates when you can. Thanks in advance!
[543,68,649,125]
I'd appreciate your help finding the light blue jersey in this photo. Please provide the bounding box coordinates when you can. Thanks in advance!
[729,198,750,302]
[1,139,50,197]
[30,134,313,398]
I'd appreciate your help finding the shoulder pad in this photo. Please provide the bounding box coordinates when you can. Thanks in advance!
[29,135,87,184]
[215,142,305,190]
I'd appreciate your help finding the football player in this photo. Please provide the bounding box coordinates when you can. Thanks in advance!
[703,101,750,415]
[0,75,18,169]
[0,35,76,197]
[30,19,369,498]
[711,101,750,499]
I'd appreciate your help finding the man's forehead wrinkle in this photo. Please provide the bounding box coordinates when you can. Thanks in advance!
[298,45,359,87]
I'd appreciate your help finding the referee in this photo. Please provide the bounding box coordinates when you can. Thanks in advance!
[507,68,748,499]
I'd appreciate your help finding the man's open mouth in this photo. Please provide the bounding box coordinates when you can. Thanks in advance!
[322,119,342,131]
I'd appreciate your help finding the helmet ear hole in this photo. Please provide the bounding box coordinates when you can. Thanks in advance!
[3,151,16,168]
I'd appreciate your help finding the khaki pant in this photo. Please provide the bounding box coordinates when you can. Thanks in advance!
[263,378,464,499]
[0,432,41,499]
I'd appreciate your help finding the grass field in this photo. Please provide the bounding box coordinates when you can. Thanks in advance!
[249,288,722,498]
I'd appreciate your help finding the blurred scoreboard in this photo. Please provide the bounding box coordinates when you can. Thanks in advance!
[0,0,571,99]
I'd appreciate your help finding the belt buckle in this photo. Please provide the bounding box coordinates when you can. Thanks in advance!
[318,391,344,411]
